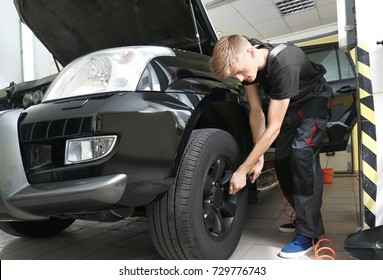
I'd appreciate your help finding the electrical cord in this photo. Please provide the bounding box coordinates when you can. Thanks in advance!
[313,236,337,260]
[273,168,336,260]
[276,178,296,225]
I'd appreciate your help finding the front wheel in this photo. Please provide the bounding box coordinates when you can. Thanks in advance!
[147,129,248,259]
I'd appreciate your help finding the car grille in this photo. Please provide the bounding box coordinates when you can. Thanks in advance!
[20,116,94,142]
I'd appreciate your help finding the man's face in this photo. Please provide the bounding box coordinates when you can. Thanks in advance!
[229,47,258,83]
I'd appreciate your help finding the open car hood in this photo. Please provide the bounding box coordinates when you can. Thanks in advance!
[14,0,218,66]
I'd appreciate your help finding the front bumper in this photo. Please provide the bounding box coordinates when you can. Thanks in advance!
[6,174,127,219]
[0,110,127,221]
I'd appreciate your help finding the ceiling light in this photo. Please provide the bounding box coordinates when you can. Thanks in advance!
[275,0,316,16]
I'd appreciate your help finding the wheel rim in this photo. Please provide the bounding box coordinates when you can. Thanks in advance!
[202,156,238,240]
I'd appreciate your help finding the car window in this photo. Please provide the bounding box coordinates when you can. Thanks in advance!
[307,48,339,81]
[338,51,355,80]
[305,46,355,82]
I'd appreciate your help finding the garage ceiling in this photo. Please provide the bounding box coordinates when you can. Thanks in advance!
[201,0,338,41]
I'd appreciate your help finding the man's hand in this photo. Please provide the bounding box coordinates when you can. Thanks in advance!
[229,169,248,195]
[229,158,264,195]
[248,158,264,183]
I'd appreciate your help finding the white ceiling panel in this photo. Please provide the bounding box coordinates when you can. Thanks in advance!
[202,0,338,42]
[231,0,271,12]
[318,2,338,21]
[205,3,240,19]
[255,17,291,36]
[213,14,250,30]
[283,9,320,27]
[223,25,262,38]
[315,0,337,7]
[242,4,281,25]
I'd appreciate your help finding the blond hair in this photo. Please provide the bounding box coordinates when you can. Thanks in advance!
[210,35,251,79]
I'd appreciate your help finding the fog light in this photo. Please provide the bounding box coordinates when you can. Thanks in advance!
[65,135,117,165]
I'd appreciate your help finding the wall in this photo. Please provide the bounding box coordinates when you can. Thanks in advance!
[0,1,52,88]
[0,1,22,87]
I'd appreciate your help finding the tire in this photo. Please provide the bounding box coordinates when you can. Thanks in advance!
[0,217,75,237]
[147,129,248,259]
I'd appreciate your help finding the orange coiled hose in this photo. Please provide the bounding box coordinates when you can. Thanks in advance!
[271,164,335,260]
[313,237,337,260]
[276,180,295,224]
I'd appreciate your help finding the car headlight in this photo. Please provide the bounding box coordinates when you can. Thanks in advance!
[65,135,117,165]
[43,46,175,101]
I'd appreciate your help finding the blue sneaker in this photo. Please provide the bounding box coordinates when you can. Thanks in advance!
[279,233,317,258]
[279,220,297,233]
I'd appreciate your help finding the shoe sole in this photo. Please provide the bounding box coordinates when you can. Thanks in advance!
[278,227,296,233]
[278,246,314,259]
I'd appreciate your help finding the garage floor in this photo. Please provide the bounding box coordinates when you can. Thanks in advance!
[0,175,359,260]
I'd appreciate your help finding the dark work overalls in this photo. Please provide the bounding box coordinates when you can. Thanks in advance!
[246,43,333,238]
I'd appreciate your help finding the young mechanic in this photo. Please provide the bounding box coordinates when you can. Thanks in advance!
[210,34,333,258]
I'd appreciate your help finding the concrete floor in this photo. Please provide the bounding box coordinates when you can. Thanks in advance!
[0,175,360,260]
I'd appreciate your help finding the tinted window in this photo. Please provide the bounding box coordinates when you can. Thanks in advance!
[305,46,355,82]
[338,51,355,80]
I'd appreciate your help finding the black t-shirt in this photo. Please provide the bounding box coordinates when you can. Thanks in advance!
[243,43,332,106]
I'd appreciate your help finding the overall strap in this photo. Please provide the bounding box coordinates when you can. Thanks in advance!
[266,43,287,77]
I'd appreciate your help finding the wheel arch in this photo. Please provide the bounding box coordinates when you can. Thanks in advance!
[170,91,253,177]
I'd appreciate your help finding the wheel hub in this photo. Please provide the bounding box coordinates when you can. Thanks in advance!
[202,157,238,240]
[210,184,223,210]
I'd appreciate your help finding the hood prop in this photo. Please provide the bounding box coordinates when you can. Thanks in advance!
[188,0,203,55]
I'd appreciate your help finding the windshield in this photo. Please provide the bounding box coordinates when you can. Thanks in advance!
[43,46,175,101]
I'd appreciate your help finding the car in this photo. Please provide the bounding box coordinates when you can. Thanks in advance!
[0,0,253,260]
[0,0,357,260]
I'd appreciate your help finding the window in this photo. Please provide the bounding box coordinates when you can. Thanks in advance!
[304,45,355,82]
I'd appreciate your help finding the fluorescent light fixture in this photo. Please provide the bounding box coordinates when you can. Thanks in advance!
[276,0,316,16]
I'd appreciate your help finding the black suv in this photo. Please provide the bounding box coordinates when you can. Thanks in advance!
[0,0,357,260]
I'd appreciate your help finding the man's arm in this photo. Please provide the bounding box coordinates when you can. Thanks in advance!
[230,96,290,194]
[245,84,266,144]
[243,84,266,183]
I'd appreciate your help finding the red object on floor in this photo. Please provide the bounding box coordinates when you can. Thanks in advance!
[322,168,334,184]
